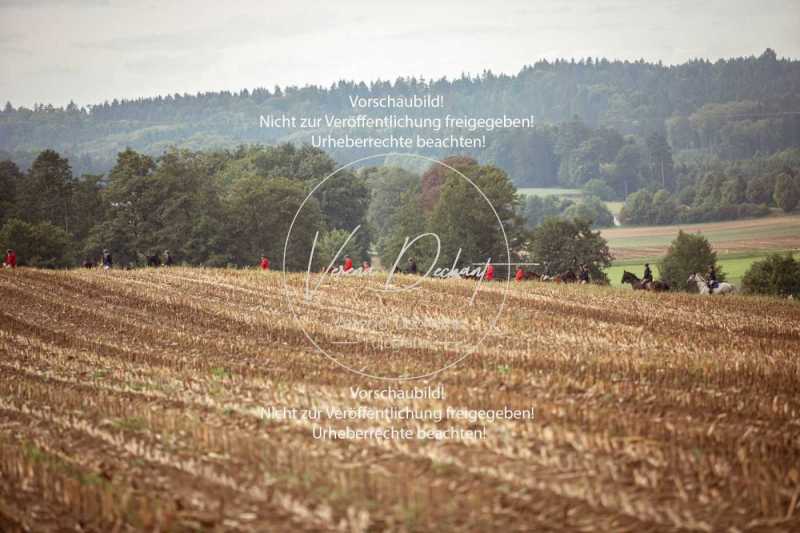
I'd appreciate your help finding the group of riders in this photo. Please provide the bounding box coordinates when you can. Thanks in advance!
[78,249,172,270]
[623,262,723,293]
[3,247,724,294]
[390,256,584,283]
[647,262,720,291]
[329,254,593,284]
[513,263,591,283]
[1,249,172,270]
[320,253,729,295]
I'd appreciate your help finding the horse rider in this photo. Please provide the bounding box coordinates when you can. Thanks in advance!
[4,249,16,268]
[706,265,718,293]
[407,257,418,275]
[578,264,590,284]
[515,266,524,282]
[164,250,174,266]
[485,261,495,281]
[643,263,653,283]
[102,249,113,270]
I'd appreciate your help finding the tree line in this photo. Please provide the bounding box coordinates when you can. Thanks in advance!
[3,143,796,297]
[1,145,619,282]
[1,145,366,269]
[2,49,799,187]
[618,148,800,225]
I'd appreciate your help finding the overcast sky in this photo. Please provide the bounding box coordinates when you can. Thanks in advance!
[1,0,798,108]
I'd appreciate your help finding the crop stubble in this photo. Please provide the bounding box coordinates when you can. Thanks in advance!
[1,267,799,532]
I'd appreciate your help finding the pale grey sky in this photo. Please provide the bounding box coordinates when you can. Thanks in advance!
[1,0,798,107]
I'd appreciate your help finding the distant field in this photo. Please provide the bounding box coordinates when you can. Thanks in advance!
[517,192,800,288]
[516,187,582,197]
[602,213,800,288]
[602,213,800,261]
[605,251,798,288]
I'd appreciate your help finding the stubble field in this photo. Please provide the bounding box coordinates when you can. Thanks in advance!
[1,267,799,532]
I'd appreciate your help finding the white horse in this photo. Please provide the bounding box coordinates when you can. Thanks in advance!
[687,273,735,295]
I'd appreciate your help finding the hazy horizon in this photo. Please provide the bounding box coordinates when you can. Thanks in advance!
[1,0,799,108]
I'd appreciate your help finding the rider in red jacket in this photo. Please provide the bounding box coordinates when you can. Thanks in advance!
[4,249,16,268]
[343,255,353,272]
[260,256,270,270]
[485,262,494,281]
[515,266,524,281]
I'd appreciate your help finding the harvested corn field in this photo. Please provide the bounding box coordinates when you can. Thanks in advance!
[1,267,799,532]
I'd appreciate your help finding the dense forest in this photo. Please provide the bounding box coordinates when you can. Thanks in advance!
[2,49,800,251]
[2,49,799,180]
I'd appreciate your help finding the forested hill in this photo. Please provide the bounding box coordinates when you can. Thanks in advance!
[1,49,800,181]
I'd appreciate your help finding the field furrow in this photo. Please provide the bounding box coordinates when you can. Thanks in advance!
[2,267,799,531]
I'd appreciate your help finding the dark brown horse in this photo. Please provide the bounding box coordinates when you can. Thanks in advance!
[515,270,541,281]
[553,270,577,284]
[622,270,670,291]
[621,270,647,290]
